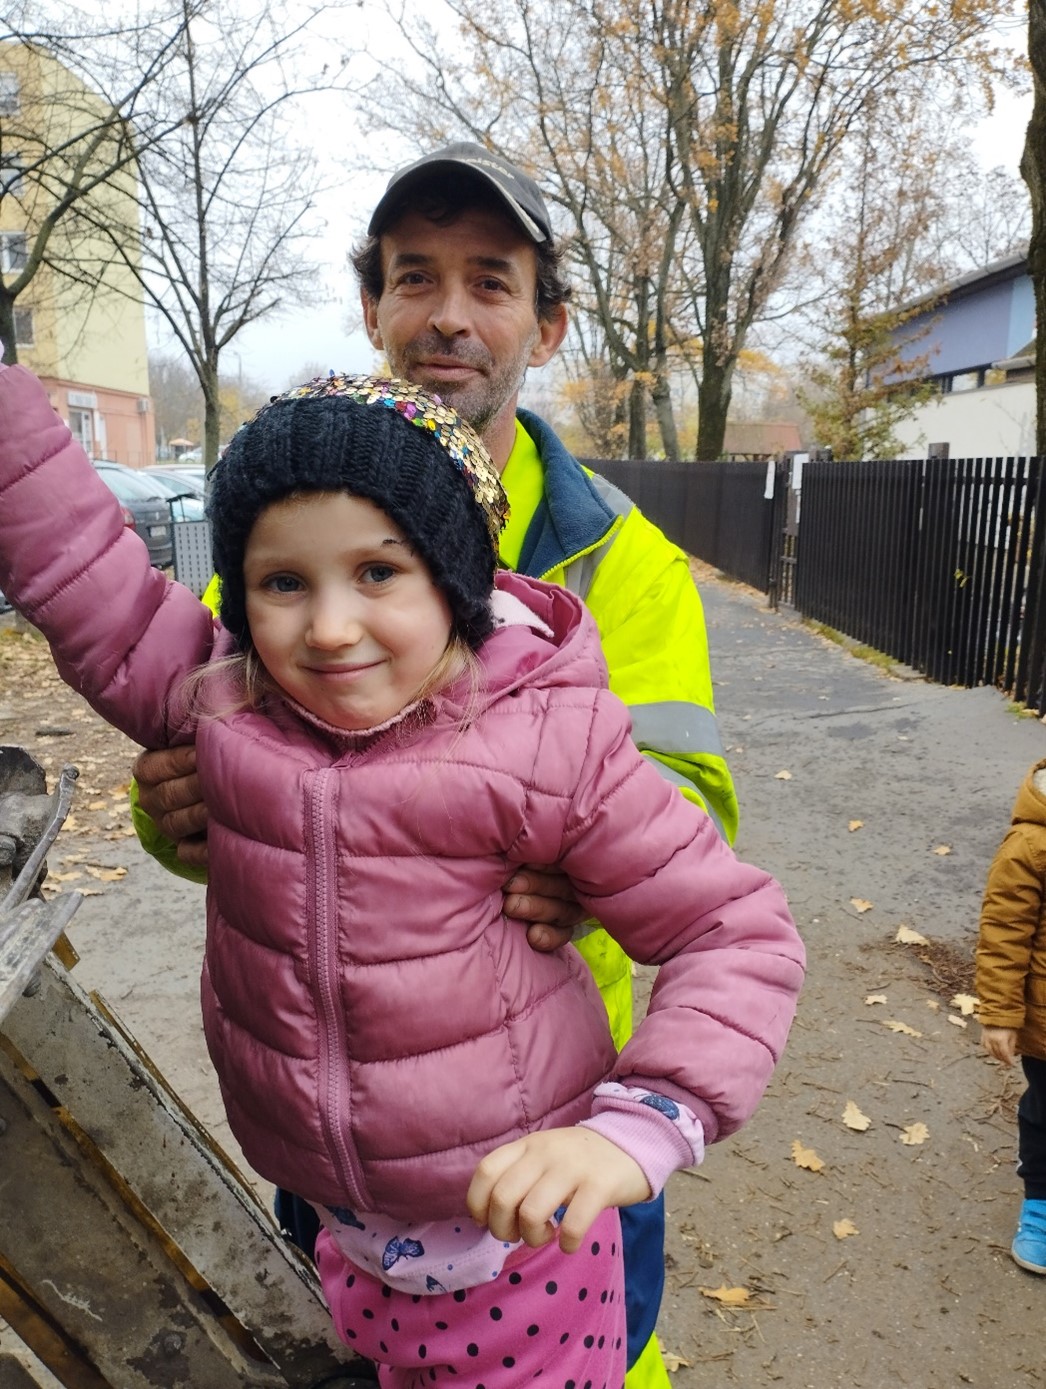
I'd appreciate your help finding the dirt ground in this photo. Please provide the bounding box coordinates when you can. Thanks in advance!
[2,565,1046,1389]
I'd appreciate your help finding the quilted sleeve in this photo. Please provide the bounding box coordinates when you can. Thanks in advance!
[975,826,1044,1029]
[0,365,218,748]
[555,690,805,1144]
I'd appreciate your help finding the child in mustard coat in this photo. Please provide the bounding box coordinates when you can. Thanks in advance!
[976,757,1046,1273]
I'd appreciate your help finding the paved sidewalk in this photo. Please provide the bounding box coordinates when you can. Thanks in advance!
[655,567,1046,1389]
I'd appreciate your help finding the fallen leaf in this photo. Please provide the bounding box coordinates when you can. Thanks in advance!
[848,819,863,832]
[699,1285,752,1307]
[883,1020,923,1037]
[662,1351,692,1372]
[932,844,952,856]
[49,870,83,882]
[926,1000,940,1012]
[865,993,887,1006]
[791,1139,825,1172]
[947,1015,967,1029]
[842,1100,871,1132]
[775,769,793,781]
[85,865,128,882]
[86,800,108,811]
[850,898,873,913]
[900,1123,929,1146]
[951,993,978,1016]
[895,924,929,945]
[78,889,104,897]
[833,1218,859,1240]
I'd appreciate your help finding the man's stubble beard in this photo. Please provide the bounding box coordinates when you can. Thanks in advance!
[388,328,541,438]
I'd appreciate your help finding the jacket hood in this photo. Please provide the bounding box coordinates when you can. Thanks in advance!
[437,570,608,720]
[1012,757,1046,829]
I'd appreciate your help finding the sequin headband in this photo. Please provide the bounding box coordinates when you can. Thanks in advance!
[231,373,509,546]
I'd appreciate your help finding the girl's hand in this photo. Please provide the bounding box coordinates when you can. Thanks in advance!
[467,1127,652,1254]
[981,1025,1019,1066]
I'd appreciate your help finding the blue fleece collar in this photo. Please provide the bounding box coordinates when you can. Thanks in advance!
[514,409,618,578]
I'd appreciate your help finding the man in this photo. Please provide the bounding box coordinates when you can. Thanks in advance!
[133,142,737,1388]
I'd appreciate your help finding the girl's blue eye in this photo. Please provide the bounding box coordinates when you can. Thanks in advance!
[267,574,301,593]
[363,563,396,584]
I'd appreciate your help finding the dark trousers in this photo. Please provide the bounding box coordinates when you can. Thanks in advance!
[1018,1055,1046,1199]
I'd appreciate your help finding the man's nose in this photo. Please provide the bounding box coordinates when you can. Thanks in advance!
[428,281,472,338]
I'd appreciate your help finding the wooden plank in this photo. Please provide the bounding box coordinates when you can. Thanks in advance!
[1,959,350,1384]
[0,1051,282,1389]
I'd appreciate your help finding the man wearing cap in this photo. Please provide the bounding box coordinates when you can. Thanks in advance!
[131,142,737,1389]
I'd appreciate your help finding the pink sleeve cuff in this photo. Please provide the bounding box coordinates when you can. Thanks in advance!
[579,1083,705,1199]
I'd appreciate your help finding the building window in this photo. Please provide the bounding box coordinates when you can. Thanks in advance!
[0,232,26,274]
[0,73,19,116]
[0,154,25,196]
[14,306,33,347]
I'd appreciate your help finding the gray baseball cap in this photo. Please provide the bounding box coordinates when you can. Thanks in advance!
[368,142,553,243]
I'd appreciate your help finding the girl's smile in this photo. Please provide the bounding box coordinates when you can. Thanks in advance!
[243,490,455,731]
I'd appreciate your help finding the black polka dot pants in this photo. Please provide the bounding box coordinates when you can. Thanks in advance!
[316,1207,626,1386]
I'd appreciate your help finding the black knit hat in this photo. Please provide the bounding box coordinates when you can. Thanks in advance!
[208,375,509,653]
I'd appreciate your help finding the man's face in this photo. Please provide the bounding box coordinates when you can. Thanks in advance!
[362,206,566,453]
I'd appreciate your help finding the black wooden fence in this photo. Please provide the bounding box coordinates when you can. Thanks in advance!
[591,453,1046,716]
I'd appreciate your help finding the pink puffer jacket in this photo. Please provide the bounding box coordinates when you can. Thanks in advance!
[0,365,805,1220]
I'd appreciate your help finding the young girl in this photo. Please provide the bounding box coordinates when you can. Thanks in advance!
[0,367,804,1386]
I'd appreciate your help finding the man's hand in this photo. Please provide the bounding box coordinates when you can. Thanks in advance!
[467,1127,652,1253]
[132,745,209,869]
[503,865,588,952]
[981,1025,1019,1067]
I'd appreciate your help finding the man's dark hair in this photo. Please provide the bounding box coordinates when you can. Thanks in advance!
[352,171,572,324]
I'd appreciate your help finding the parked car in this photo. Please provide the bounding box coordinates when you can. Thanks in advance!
[92,462,174,568]
[141,470,207,522]
[0,587,10,614]
[146,465,207,497]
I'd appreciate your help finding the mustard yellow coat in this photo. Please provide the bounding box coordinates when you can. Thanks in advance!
[976,758,1046,1059]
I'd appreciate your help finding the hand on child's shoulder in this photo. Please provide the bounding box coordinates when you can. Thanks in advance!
[981,1025,1018,1067]
[467,1127,652,1254]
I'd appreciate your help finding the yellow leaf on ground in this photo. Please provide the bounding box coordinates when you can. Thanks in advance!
[775,769,793,780]
[833,1218,859,1240]
[842,1100,871,1132]
[865,994,887,1006]
[932,844,952,856]
[848,819,864,831]
[85,865,127,882]
[48,870,82,882]
[850,898,874,913]
[951,993,978,1016]
[883,1020,923,1037]
[895,924,929,945]
[662,1352,692,1372]
[947,1015,967,1029]
[86,800,108,811]
[699,1285,752,1306]
[901,1123,929,1146]
[791,1139,825,1172]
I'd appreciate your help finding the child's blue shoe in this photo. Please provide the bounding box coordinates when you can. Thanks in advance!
[1012,1199,1046,1274]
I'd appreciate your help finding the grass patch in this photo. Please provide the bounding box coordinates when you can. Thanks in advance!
[849,644,897,672]
[805,621,846,646]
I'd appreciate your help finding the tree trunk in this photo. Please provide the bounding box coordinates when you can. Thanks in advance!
[201,359,222,473]
[0,295,18,367]
[696,356,733,460]
[1023,0,1046,458]
[652,373,680,461]
[628,377,647,459]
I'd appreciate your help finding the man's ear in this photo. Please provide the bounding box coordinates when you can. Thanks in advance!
[529,302,568,368]
[361,290,383,350]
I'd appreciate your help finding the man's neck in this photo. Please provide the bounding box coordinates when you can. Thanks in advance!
[482,399,522,475]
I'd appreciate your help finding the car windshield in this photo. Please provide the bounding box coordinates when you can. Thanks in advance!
[145,471,203,499]
[94,465,167,504]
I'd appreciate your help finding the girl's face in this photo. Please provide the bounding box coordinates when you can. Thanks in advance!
[243,491,455,731]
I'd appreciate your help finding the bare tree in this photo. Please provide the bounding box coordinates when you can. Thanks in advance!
[87,0,348,469]
[361,0,1022,459]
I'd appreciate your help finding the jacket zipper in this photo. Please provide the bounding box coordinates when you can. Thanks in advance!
[304,766,368,1209]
